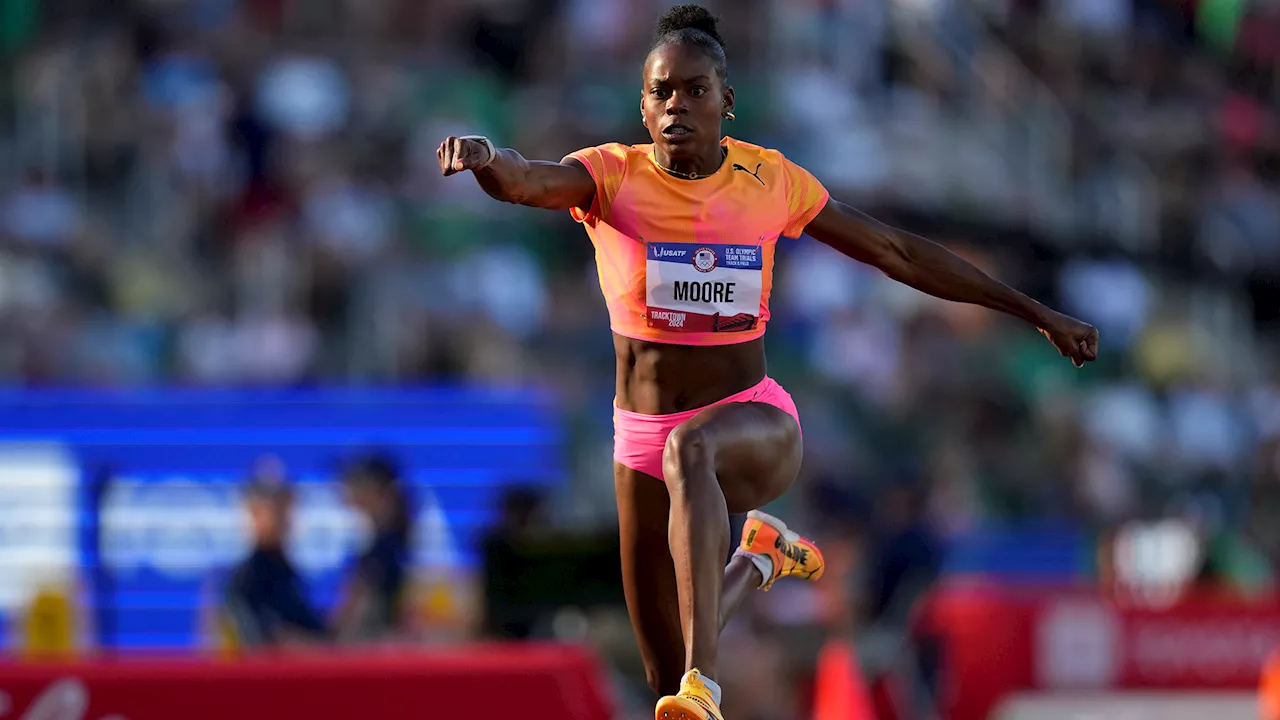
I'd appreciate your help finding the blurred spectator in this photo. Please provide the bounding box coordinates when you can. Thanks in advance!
[481,485,547,640]
[857,483,943,719]
[223,457,330,649]
[334,452,414,643]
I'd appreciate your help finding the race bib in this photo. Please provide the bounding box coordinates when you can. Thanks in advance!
[645,242,763,333]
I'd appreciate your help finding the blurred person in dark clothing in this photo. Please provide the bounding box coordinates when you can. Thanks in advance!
[481,485,546,639]
[223,457,330,648]
[865,484,942,622]
[334,452,414,642]
[858,482,944,719]
[480,485,628,642]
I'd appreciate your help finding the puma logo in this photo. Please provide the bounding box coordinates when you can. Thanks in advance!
[776,535,809,565]
[732,162,764,186]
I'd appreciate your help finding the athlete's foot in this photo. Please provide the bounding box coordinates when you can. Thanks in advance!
[655,669,724,720]
[738,510,825,590]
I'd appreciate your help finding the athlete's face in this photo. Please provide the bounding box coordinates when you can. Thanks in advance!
[642,43,734,158]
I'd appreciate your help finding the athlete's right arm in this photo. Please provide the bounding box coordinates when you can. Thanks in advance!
[436,136,596,212]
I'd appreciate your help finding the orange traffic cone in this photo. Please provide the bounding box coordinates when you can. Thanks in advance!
[814,638,876,720]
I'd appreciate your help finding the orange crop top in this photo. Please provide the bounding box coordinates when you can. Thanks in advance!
[564,137,829,346]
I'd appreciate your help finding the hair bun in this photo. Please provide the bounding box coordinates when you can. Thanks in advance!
[654,4,724,48]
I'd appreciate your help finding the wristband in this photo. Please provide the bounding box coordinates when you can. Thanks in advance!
[460,135,496,170]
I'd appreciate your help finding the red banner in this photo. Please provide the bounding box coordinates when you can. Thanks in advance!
[0,644,612,720]
[922,582,1280,720]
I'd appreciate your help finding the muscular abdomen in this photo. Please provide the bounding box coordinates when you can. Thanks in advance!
[613,333,767,415]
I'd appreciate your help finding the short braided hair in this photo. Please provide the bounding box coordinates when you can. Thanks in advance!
[650,5,728,80]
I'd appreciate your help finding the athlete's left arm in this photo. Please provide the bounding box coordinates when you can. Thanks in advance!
[802,200,1099,367]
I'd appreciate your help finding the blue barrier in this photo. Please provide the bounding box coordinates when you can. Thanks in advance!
[0,388,566,650]
[942,527,1090,578]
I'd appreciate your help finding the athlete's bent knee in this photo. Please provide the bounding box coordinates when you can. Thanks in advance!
[662,422,714,488]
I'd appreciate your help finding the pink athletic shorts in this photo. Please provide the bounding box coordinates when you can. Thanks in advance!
[613,376,802,482]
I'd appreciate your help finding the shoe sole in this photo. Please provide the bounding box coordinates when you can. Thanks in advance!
[656,696,721,720]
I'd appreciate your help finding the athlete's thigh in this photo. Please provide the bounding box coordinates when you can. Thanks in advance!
[673,401,802,514]
[614,461,685,695]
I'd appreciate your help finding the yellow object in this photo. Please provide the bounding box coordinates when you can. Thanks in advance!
[1134,322,1201,385]
[22,585,76,658]
[216,610,241,657]
[423,581,457,624]
[656,669,725,720]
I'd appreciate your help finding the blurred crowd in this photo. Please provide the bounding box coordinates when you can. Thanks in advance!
[2,0,1274,557]
[4,0,1280,717]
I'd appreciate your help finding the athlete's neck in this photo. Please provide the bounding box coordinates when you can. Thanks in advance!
[655,142,725,179]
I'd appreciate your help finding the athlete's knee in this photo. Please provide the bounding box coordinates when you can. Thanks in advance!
[662,422,714,486]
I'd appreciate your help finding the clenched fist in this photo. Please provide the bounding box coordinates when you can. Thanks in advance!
[437,136,495,176]
[1038,311,1100,368]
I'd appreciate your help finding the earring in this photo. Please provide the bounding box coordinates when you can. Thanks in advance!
[723,111,736,121]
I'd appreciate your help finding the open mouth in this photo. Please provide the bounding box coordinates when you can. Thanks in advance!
[662,124,693,139]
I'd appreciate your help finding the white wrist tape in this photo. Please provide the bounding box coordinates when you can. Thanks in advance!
[460,135,496,170]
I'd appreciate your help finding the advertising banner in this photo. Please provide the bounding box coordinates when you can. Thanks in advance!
[925,582,1279,720]
[0,388,565,650]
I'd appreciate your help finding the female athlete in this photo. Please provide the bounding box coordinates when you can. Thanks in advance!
[437,6,1099,719]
